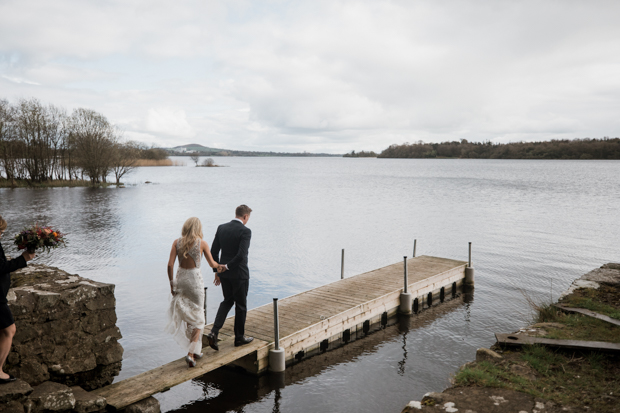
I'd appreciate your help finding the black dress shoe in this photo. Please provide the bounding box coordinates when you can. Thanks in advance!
[234,336,254,347]
[206,333,219,351]
[0,375,16,384]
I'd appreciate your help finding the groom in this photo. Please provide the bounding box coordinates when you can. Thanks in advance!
[206,205,254,350]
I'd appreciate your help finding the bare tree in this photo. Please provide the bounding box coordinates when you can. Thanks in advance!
[0,99,19,183]
[70,108,117,184]
[111,139,139,185]
[190,154,200,165]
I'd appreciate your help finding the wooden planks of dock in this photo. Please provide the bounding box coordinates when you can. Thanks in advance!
[91,255,467,410]
[92,338,268,409]
[207,255,467,374]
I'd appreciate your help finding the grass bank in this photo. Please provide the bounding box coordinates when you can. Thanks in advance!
[451,281,620,412]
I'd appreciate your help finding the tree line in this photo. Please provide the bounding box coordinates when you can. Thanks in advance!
[374,138,620,159]
[0,98,167,185]
[343,150,378,158]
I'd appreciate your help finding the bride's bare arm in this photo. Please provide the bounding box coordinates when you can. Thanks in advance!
[201,240,220,268]
[167,241,177,294]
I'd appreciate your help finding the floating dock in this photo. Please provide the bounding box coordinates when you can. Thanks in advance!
[92,255,468,410]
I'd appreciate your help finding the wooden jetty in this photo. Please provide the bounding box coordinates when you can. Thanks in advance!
[92,255,468,410]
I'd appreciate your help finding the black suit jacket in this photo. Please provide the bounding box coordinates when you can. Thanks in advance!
[211,220,251,280]
[1,243,27,304]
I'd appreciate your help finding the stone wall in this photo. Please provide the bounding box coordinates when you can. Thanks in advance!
[5,264,123,390]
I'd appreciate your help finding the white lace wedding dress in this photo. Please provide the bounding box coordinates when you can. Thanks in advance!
[165,239,205,354]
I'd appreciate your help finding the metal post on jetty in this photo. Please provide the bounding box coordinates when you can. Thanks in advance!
[399,256,413,314]
[465,242,475,286]
[413,239,417,257]
[269,298,286,372]
[203,287,208,325]
[341,249,345,279]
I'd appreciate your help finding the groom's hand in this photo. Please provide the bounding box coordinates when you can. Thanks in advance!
[213,274,221,287]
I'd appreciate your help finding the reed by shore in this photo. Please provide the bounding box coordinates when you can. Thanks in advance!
[134,159,186,166]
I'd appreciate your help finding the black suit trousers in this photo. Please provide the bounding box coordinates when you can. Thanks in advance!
[213,278,249,339]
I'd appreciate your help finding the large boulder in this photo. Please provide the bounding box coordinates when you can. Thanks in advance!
[28,381,75,412]
[71,386,107,413]
[124,396,161,413]
[6,264,123,389]
[0,379,33,404]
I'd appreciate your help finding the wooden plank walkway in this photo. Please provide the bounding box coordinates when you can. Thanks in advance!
[92,338,268,409]
[91,255,467,409]
[495,333,620,352]
[208,255,467,373]
[553,304,620,327]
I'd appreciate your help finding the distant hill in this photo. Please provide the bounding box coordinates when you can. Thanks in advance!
[172,144,221,153]
[166,144,340,157]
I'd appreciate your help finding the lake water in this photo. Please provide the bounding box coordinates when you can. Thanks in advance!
[1,157,619,412]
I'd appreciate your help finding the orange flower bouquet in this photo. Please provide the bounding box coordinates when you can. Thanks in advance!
[14,225,66,253]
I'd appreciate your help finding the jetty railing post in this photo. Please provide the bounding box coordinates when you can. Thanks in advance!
[204,287,208,325]
[403,256,408,293]
[400,256,413,314]
[341,249,345,279]
[465,242,475,286]
[269,298,285,372]
[413,239,417,258]
[273,298,280,350]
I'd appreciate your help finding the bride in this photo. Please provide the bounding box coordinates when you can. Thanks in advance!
[166,217,222,367]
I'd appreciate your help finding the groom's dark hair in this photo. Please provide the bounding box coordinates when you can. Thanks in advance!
[236,205,252,217]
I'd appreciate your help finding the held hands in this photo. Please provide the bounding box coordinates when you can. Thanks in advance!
[216,264,227,273]
[213,274,221,287]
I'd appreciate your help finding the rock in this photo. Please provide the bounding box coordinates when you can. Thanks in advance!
[421,392,445,405]
[402,400,422,411]
[0,401,25,413]
[476,348,503,362]
[559,262,620,298]
[124,396,161,413]
[11,359,50,384]
[94,341,124,365]
[582,264,620,286]
[403,387,555,412]
[71,386,106,413]
[6,264,122,388]
[0,379,33,403]
[28,381,75,411]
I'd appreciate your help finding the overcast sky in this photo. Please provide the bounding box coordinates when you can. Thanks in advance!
[1,1,619,153]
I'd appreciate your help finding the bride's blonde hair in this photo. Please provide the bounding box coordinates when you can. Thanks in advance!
[178,217,203,259]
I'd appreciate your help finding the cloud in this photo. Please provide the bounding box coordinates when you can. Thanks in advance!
[2,75,39,85]
[1,0,620,152]
[144,107,195,139]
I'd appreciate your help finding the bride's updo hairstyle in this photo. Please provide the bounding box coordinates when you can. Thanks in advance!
[0,216,7,232]
[178,217,203,259]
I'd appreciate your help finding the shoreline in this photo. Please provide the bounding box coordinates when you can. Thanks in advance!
[402,263,620,413]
